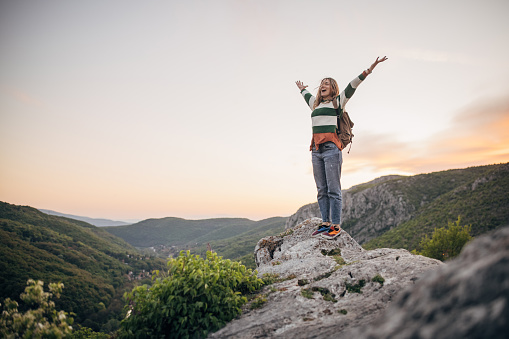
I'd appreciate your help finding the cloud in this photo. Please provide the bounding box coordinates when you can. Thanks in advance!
[347,97,509,176]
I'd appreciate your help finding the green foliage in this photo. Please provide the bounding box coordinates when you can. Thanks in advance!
[313,266,340,282]
[362,163,509,251]
[297,279,309,286]
[300,287,337,302]
[250,295,267,309]
[70,325,109,339]
[300,289,314,299]
[120,250,263,338]
[261,273,280,285]
[235,253,256,271]
[321,248,341,256]
[105,216,286,272]
[345,280,366,294]
[372,274,385,286]
[0,279,73,338]
[417,217,472,261]
[0,202,165,331]
[338,309,348,315]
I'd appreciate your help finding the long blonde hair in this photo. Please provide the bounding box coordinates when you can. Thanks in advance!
[313,77,339,110]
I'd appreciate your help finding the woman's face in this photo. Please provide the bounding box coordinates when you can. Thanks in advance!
[320,79,332,99]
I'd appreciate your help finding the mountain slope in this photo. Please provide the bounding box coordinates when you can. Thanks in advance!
[0,202,165,331]
[364,162,509,250]
[189,217,287,262]
[286,162,509,251]
[103,217,257,247]
[103,216,287,269]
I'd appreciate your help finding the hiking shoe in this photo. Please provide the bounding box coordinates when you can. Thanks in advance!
[312,222,331,237]
[321,225,342,239]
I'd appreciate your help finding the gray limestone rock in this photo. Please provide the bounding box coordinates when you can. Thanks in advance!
[348,226,509,339]
[208,218,442,338]
[284,175,413,245]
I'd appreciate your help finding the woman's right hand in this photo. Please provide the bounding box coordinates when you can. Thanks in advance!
[295,81,308,91]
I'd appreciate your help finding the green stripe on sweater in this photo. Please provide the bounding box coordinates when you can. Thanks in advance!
[303,92,313,105]
[345,83,356,98]
[313,125,337,134]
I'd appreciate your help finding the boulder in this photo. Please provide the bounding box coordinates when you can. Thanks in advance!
[208,218,442,338]
[348,226,509,339]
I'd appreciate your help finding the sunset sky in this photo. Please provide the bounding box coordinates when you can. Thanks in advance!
[1,0,508,221]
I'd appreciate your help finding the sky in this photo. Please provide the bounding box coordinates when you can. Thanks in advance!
[1,0,508,222]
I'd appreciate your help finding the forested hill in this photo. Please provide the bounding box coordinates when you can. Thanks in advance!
[103,216,287,267]
[0,202,165,331]
[286,162,509,252]
[363,162,509,250]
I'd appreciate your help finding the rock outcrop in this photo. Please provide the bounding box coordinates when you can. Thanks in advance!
[348,225,509,339]
[285,163,509,247]
[285,175,414,245]
[209,218,442,338]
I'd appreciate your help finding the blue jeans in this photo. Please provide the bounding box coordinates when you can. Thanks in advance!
[311,142,343,225]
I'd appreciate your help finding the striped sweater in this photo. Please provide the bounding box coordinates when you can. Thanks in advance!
[301,72,367,150]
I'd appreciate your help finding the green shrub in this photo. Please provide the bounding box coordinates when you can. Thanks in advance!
[418,217,472,261]
[345,280,366,294]
[71,325,109,338]
[297,279,309,286]
[372,274,385,286]
[120,250,263,338]
[0,279,74,338]
[300,289,314,299]
[261,273,280,285]
[250,295,267,309]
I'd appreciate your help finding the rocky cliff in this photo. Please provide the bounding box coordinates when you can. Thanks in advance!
[209,218,442,338]
[209,219,509,338]
[286,163,509,246]
[285,175,413,244]
[349,225,509,339]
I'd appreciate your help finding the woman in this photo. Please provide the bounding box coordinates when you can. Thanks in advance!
[296,56,387,239]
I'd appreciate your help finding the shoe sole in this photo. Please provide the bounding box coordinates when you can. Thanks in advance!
[312,228,329,237]
[321,229,342,239]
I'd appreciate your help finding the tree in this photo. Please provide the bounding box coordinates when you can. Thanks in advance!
[0,279,73,338]
[418,217,472,261]
[120,250,263,338]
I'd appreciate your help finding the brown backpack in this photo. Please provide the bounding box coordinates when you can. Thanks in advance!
[333,98,354,153]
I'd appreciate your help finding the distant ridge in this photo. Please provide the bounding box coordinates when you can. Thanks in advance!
[39,209,133,227]
[103,216,288,269]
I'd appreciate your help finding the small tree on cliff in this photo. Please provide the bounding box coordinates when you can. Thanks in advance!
[418,217,472,261]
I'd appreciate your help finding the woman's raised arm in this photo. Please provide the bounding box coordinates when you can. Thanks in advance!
[366,56,388,74]
[295,80,308,91]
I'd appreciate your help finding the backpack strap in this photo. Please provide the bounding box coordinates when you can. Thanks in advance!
[333,97,354,153]
[332,97,341,131]
[332,97,343,118]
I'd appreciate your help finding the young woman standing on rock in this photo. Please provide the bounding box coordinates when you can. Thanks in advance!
[295,56,387,239]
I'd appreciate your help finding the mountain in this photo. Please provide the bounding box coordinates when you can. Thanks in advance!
[0,202,165,331]
[39,209,132,227]
[285,162,509,251]
[103,217,287,268]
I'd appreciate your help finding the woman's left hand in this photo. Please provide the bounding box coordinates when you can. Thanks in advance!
[368,56,388,73]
